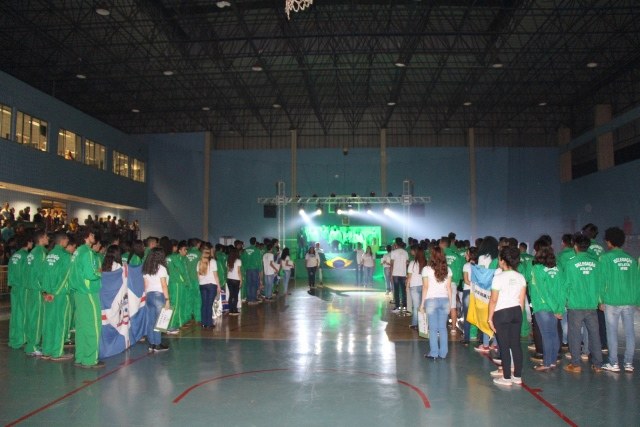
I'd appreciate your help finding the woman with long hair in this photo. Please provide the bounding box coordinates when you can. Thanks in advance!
[362,246,375,287]
[142,247,170,352]
[305,246,318,290]
[197,244,220,329]
[489,247,527,386]
[226,247,242,316]
[280,247,294,296]
[407,245,427,330]
[420,246,452,359]
[102,245,122,272]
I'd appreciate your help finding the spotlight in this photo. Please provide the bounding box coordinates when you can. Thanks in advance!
[316,205,323,215]
[384,207,391,216]
[330,193,336,198]
[387,192,393,197]
[365,204,372,214]
[337,207,343,215]
[298,205,305,215]
[312,193,318,197]
[369,191,376,197]
[351,192,357,197]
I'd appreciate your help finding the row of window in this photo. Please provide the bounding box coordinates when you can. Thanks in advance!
[1,103,145,183]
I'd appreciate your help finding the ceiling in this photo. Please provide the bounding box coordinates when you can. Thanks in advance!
[1,0,639,139]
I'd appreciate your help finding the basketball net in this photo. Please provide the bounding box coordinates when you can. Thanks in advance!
[285,0,313,20]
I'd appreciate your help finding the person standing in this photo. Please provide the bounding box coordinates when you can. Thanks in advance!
[7,235,33,349]
[314,242,325,286]
[69,229,104,368]
[363,246,375,287]
[142,248,171,352]
[305,246,319,290]
[185,238,202,323]
[24,230,49,357]
[420,246,452,359]
[582,223,607,352]
[41,232,73,361]
[441,237,464,336]
[407,246,426,330]
[390,239,409,313]
[461,247,479,345]
[262,243,279,301]
[166,241,189,332]
[280,248,294,296]
[381,245,393,295]
[488,247,527,386]
[563,233,603,374]
[241,237,263,305]
[197,246,220,329]
[600,227,638,373]
[354,242,364,286]
[226,248,242,316]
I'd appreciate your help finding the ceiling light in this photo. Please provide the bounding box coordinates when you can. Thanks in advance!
[538,102,547,106]
[586,62,598,68]
[387,101,396,106]
[251,63,263,72]
[131,108,140,113]
[463,101,472,106]
[216,1,231,8]
[443,127,450,132]
[394,59,406,68]
[76,74,87,79]
[202,107,210,111]
[95,7,110,16]
[163,70,174,76]
[491,62,503,69]
[272,103,282,109]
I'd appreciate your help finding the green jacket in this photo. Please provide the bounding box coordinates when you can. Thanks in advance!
[444,247,464,284]
[41,245,72,295]
[185,248,201,285]
[166,253,189,286]
[241,245,263,271]
[518,253,534,283]
[530,264,565,315]
[588,239,604,259]
[8,248,29,288]
[128,253,143,266]
[564,252,601,310]
[599,248,639,306]
[25,245,48,290]
[217,252,228,285]
[68,244,102,294]
[557,247,575,270]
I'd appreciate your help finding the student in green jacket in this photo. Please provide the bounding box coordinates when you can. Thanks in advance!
[530,246,565,371]
[166,241,189,331]
[556,234,575,270]
[69,228,104,369]
[581,223,608,351]
[241,237,264,304]
[8,236,33,349]
[64,236,78,346]
[41,232,73,361]
[24,230,49,356]
[563,233,603,374]
[185,238,202,323]
[127,240,145,266]
[599,227,639,373]
[441,237,463,335]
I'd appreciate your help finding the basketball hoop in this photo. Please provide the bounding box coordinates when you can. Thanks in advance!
[285,0,313,20]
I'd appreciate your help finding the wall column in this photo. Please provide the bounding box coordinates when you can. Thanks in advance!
[559,126,572,183]
[290,130,297,247]
[595,104,614,171]
[468,128,477,242]
[380,128,387,196]
[202,132,212,240]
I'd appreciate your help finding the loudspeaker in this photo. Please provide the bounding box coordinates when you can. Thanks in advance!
[263,205,277,218]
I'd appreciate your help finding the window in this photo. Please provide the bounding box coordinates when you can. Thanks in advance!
[84,139,106,170]
[0,104,11,140]
[57,129,82,161]
[131,158,145,182]
[15,111,48,151]
[113,151,130,178]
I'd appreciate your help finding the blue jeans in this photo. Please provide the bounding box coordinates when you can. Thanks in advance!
[282,270,291,295]
[604,305,635,365]
[461,290,471,339]
[425,297,449,358]
[356,265,364,285]
[146,291,165,345]
[199,284,217,327]
[568,309,602,366]
[383,267,392,292]
[246,269,260,302]
[264,274,275,298]
[535,311,560,367]
[363,266,373,286]
[393,276,407,309]
[409,286,422,327]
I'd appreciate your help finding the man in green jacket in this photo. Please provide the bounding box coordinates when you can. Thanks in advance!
[185,238,202,323]
[241,237,264,305]
[581,223,608,352]
[69,228,103,368]
[41,232,73,361]
[8,235,33,349]
[599,227,638,373]
[166,241,189,331]
[441,237,463,335]
[564,233,603,373]
[556,234,575,270]
[24,230,49,356]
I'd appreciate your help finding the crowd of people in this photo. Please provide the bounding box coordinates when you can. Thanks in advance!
[378,224,638,386]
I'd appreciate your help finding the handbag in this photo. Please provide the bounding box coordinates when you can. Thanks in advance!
[154,307,174,332]
[418,310,429,339]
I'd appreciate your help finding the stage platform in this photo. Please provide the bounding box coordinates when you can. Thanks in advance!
[1,279,639,426]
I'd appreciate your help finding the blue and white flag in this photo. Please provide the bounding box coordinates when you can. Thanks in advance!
[127,264,147,344]
[99,268,130,358]
[467,265,497,337]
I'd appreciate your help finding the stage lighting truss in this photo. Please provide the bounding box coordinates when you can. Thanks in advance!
[258,195,431,207]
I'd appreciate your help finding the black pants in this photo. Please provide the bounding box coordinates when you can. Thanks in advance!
[494,306,523,379]
[227,279,240,313]
[393,276,407,309]
[597,309,608,349]
[307,267,317,288]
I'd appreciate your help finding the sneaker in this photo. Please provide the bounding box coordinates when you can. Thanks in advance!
[602,363,620,373]
[580,353,589,361]
[492,358,503,365]
[148,345,156,352]
[51,353,74,362]
[27,350,43,358]
[423,354,438,361]
[166,329,180,335]
[40,355,51,360]
[469,336,479,342]
[78,361,105,369]
[591,365,603,373]
[391,308,401,314]
[527,344,536,352]
[511,377,522,385]
[154,344,170,352]
[490,368,514,377]
[565,353,572,360]
[534,365,552,372]
[229,312,240,316]
[624,363,634,373]
[564,364,582,373]
[493,377,513,386]
[601,347,608,354]
[474,345,490,353]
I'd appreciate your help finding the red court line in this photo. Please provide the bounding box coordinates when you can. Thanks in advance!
[481,353,578,427]
[173,368,431,409]
[5,352,152,427]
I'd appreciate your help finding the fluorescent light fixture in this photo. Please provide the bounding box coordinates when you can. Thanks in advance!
[95,7,110,16]
[387,101,396,106]
[463,101,472,106]
[131,108,140,113]
[538,102,547,106]
[586,62,598,68]
[163,70,174,76]
[252,63,263,72]
[216,1,231,8]
[76,74,87,79]
[202,107,210,111]
[273,103,282,109]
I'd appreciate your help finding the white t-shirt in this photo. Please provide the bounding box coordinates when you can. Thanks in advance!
[421,266,453,299]
[407,260,422,287]
[381,253,391,268]
[491,270,526,311]
[144,265,168,293]
[355,249,364,265]
[305,253,318,268]
[281,256,293,271]
[198,259,218,285]
[227,259,242,281]
[390,248,409,277]
[363,253,375,268]
[111,261,122,272]
[462,262,473,291]
[263,252,278,275]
